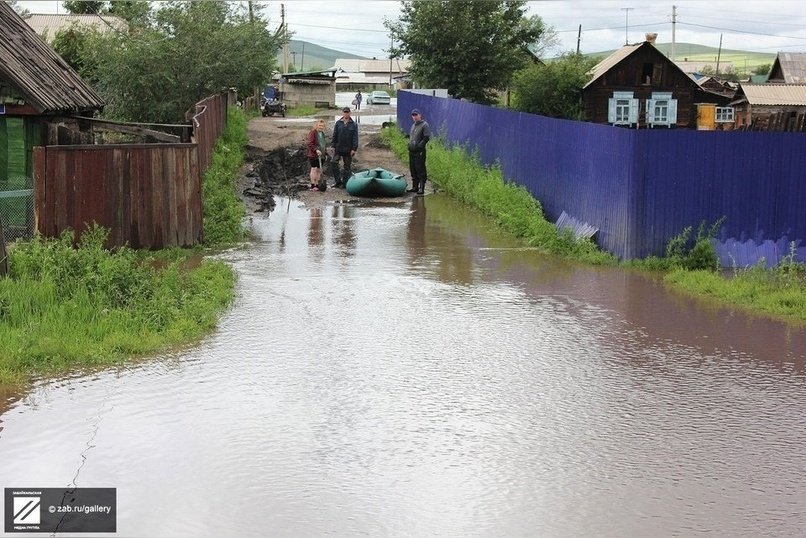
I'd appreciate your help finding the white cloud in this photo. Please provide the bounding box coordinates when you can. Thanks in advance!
[16,0,806,57]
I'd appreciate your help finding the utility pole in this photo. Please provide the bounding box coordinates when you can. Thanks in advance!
[576,24,582,54]
[715,33,723,75]
[670,5,677,61]
[389,36,394,86]
[621,8,633,45]
[290,50,297,70]
[281,4,288,74]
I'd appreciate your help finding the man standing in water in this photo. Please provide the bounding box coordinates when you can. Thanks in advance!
[407,109,431,195]
[331,107,359,188]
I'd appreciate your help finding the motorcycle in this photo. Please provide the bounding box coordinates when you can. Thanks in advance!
[261,98,286,117]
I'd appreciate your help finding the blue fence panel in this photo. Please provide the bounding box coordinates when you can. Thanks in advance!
[398,91,806,264]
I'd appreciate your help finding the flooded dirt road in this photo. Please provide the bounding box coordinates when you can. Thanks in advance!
[1,194,805,537]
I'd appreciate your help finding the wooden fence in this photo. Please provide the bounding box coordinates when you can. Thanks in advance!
[34,143,201,249]
[32,91,230,249]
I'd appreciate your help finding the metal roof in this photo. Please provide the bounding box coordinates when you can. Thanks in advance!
[0,3,104,113]
[771,52,806,83]
[733,83,806,106]
[25,13,126,41]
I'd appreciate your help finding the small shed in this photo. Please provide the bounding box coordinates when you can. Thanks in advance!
[279,68,338,108]
[731,83,806,131]
[582,35,732,129]
[0,2,104,183]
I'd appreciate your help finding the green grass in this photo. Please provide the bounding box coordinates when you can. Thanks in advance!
[382,127,614,265]
[665,262,806,323]
[286,105,319,117]
[202,108,248,245]
[0,225,236,384]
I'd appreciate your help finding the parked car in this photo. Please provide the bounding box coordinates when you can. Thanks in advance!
[366,91,391,105]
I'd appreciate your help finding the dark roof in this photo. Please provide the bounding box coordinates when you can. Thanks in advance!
[768,52,806,83]
[0,2,104,113]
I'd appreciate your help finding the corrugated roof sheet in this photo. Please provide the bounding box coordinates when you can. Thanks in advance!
[0,3,104,113]
[25,13,125,41]
[736,83,806,106]
[774,52,806,83]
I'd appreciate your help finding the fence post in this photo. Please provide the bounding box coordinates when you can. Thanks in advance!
[0,218,7,277]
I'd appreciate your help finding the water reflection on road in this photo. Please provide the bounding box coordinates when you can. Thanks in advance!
[1,194,804,537]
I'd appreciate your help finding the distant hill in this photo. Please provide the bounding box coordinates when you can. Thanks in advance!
[585,42,776,74]
[278,40,366,72]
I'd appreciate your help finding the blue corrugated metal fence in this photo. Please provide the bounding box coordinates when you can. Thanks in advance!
[398,92,806,265]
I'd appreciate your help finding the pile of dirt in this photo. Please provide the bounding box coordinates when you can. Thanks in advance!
[239,116,418,210]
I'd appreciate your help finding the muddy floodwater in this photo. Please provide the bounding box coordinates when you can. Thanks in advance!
[1,194,805,537]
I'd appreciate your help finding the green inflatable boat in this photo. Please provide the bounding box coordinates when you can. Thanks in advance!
[345,168,407,197]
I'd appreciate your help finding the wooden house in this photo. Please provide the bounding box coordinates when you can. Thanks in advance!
[0,2,104,186]
[582,35,733,129]
[731,83,806,131]
[767,52,806,84]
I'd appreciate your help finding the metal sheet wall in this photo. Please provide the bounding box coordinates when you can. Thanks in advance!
[398,92,806,263]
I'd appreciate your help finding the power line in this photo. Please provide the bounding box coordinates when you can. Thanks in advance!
[678,21,806,41]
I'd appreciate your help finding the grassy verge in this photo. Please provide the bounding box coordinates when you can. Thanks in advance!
[665,266,806,323]
[382,127,614,265]
[383,126,806,324]
[0,225,235,384]
[202,107,249,245]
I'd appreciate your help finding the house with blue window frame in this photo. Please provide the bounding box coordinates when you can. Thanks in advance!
[582,34,733,129]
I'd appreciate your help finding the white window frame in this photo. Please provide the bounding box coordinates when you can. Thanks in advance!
[715,106,735,123]
[608,91,639,126]
[646,92,677,127]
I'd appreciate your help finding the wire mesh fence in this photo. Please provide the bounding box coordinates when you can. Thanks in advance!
[0,176,35,243]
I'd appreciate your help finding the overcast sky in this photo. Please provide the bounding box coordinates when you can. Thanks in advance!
[17,1,806,58]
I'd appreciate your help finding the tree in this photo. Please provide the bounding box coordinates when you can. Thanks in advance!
[385,1,548,104]
[63,1,105,14]
[5,0,29,18]
[51,25,100,78]
[699,65,741,83]
[88,0,284,122]
[510,53,596,120]
[752,63,771,76]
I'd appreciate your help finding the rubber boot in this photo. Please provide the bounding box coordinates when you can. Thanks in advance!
[417,179,425,195]
[331,162,342,188]
[407,179,418,193]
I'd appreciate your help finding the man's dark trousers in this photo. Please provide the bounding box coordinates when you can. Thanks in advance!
[409,150,427,194]
[332,151,353,186]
